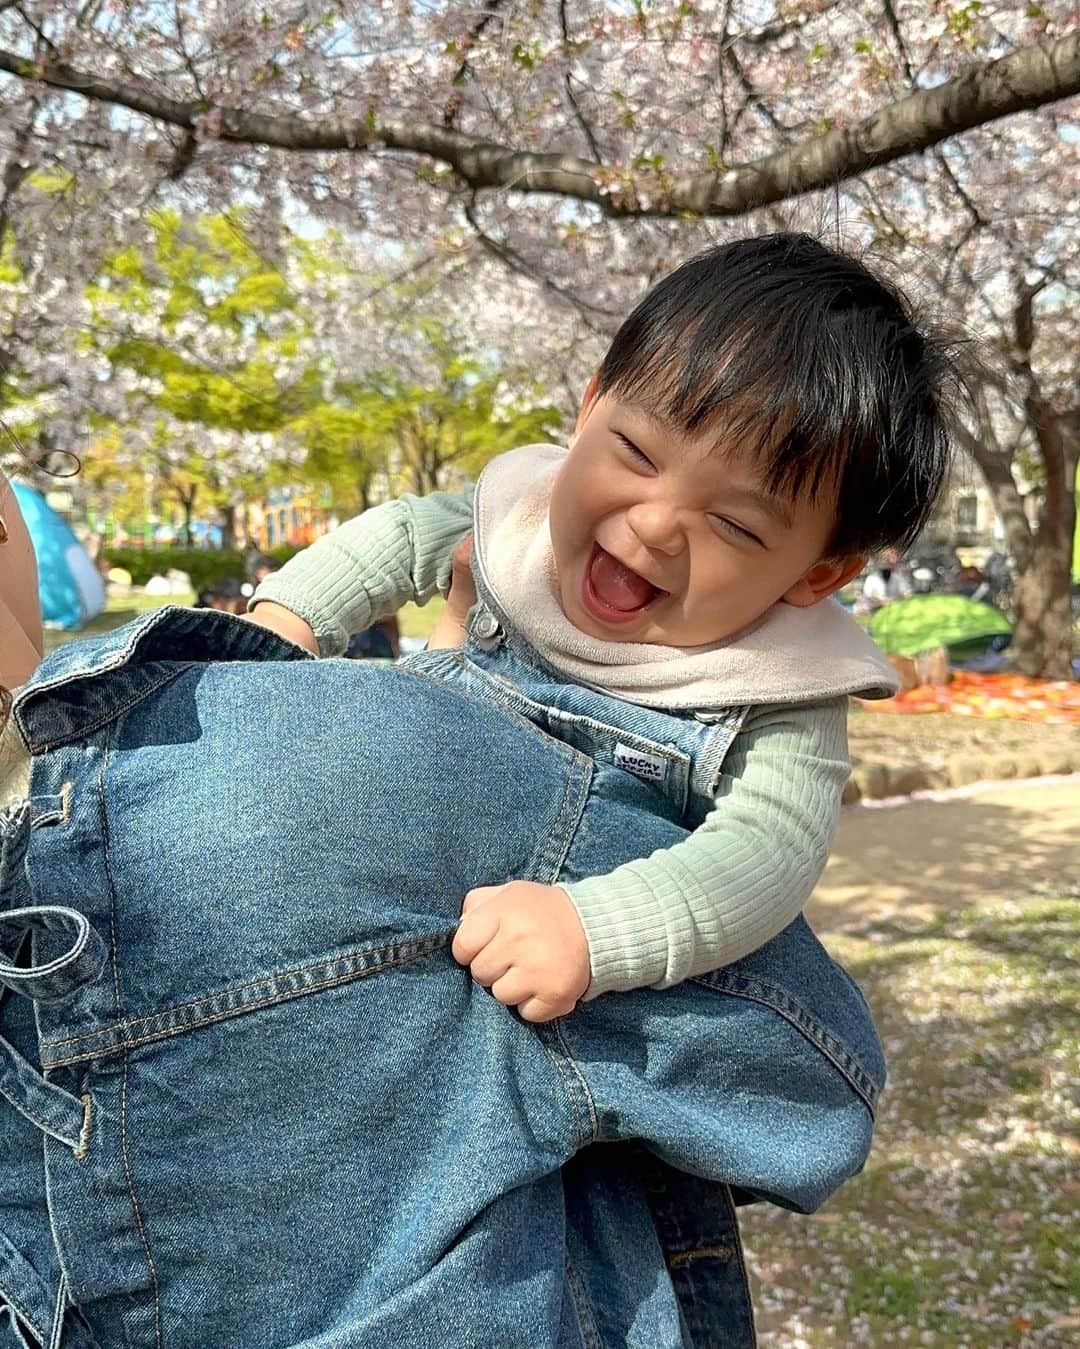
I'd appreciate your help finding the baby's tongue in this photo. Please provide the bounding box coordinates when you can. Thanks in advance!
[589,546,656,611]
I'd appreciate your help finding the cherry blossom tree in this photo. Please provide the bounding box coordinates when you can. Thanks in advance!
[0,1,1076,672]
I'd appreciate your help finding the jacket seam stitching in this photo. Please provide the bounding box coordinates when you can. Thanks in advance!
[473,659,695,767]
[547,757,592,885]
[42,935,454,1069]
[41,931,453,1055]
[529,747,592,885]
[98,725,164,1346]
[544,1020,598,1147]
[691,972,878,1113]
[119,1052,164,1348]
[563,1253,604,1349]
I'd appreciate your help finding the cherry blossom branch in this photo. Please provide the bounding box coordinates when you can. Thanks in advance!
[0,96,37,243]
[0,33,1076,217]
[441,0,506,130]
[462,198,618,332]
[558,0,604,164]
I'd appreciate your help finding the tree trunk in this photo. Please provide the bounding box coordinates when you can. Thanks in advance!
[1009,403,1077,680]
[178,486,197,547]
[220,502,237,550]
[960,390,1076,680]
[1010,540,1075,680]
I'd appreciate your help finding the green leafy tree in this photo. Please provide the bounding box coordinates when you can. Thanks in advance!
[298,320,562,509]
[86,210,320,543]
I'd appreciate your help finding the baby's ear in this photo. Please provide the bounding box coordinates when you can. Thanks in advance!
[783,554,867,608]
[571,371,602,443]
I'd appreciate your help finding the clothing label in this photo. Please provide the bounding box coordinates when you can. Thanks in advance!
[614,743,669,785]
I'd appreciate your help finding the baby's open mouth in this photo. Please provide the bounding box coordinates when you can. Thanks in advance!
[582,543,665,623]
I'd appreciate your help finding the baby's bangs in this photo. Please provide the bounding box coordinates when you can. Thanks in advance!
[605,314,853,508]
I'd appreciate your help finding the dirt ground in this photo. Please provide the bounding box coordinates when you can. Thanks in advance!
[847,703,1079,771]
[809,777,1080,932]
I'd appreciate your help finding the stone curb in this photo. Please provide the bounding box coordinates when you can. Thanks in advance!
[843,746,1080,804]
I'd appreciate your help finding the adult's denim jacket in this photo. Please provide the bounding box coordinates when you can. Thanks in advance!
[0,607,885,1348]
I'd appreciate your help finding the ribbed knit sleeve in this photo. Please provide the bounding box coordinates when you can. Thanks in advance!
[251,489,474,656]
[567,697,850,998]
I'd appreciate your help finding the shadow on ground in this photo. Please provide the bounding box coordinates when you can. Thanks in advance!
[809,786,1079,931]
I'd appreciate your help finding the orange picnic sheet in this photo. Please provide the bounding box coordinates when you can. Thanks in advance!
[858,672,1080,726]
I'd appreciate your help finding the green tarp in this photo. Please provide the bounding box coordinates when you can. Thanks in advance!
[869,594,1012,658]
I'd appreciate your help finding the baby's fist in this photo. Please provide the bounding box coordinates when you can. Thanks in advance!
[451,880,590,1022]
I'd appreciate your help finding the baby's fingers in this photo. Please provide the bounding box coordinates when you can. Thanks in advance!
[460,884,502,916]
[490,969,533,1008]
[467,942,512,988]
[516,995,571,1024]
[451,904,500,966]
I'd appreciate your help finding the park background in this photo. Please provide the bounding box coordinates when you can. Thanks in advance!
[1,3,1077,1345]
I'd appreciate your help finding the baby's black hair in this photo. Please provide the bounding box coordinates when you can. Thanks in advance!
[597,232,957,556]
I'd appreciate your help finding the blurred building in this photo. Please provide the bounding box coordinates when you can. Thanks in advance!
[245,487,333,551]
[948,484,1003,547]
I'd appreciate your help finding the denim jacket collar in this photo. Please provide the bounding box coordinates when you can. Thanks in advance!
[14,606,310,754]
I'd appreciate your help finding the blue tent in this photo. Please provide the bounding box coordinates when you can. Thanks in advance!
[12,481,106,630]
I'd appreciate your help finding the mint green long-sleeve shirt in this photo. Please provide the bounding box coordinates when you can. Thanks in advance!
[254,490,850,998]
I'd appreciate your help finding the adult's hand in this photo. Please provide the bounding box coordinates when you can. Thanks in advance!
[0,474,44,687]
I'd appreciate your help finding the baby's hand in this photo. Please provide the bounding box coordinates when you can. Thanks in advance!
[426,534,476,651]
[451,880,590,1022]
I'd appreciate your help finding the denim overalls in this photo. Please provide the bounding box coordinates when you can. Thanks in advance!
[1,606,884,1348]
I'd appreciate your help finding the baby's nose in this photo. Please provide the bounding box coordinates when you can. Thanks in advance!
[626,502,686,555]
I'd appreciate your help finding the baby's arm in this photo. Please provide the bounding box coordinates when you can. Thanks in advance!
[248,489,474,655]
[570,697,850,997]
[452,698,849,1017]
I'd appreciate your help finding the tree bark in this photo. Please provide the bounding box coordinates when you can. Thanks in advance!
[220,501,237,550]
[952,422,1035,570]
[175,484,197,547]
[953,413,1076,679]
[1011,542,1075,681]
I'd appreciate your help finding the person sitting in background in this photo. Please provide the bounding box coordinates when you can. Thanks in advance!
[196,577,247,614]
[345,616,402,660]
[859,547,914,612]
[246,552,280,588]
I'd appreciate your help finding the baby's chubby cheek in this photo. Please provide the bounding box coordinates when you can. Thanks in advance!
[547,480,581,579]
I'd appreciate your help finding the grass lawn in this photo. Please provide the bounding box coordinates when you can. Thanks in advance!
[742,893,1079,1347]
[44,591,446,653]
[41,590,196,656]
[397,596,446,640]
